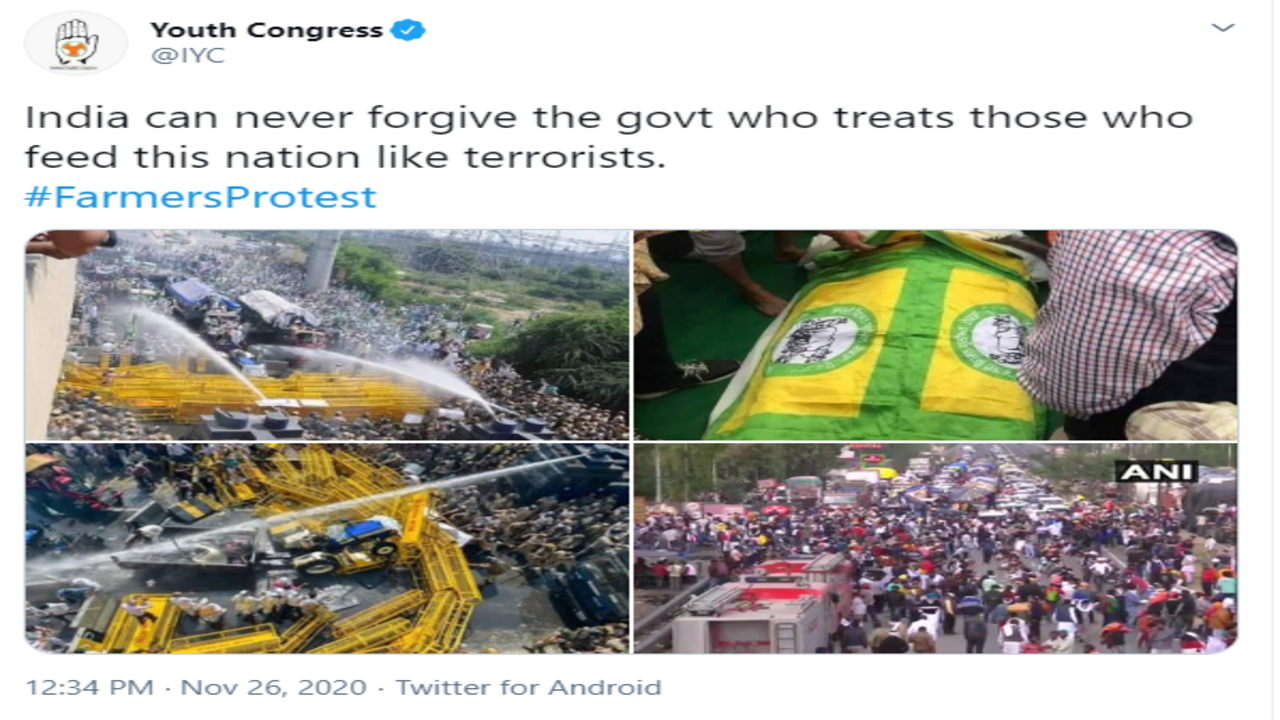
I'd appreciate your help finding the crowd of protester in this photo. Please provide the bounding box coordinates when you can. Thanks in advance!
[636,453,1238,654]
[440,485,629,569]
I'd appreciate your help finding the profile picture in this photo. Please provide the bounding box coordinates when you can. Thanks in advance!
[25,11,128,75]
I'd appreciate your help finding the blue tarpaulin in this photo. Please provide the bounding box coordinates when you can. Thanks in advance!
[166,278,239,310]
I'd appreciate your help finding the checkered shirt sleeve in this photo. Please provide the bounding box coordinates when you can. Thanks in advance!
[1018,230,1236,418]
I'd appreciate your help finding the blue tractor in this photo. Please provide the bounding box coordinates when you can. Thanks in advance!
[289,516,404,576]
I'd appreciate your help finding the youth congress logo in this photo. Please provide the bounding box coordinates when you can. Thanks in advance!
[27,12,127,75]
[766,304,876,377]
[951,304,1032,380]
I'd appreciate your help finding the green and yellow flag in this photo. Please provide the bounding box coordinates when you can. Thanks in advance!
[706,231,1046,440]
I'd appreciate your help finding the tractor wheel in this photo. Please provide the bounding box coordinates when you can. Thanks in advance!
[299,559,338,575]
[372,542,398,557]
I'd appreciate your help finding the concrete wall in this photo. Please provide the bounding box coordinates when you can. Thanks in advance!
[303,232,341,292]
[25,257,78,439]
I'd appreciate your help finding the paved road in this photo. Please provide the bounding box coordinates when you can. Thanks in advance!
[884,546,1143,654]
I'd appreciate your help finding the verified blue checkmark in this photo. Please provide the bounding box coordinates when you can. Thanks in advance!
[390,19,425,41]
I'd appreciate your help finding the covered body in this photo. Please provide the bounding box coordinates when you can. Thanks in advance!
[707,231,1045,440]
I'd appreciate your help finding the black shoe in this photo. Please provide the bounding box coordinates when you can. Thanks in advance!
[635,360,740,400]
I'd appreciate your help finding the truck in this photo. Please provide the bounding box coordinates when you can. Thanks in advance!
[784,476,823,508]
[824,470,878,506]
[549,549,630,627]
[109,516,404,579]
[672,580,838,654]
[112,529,261,576]
[748,554,854,621]
[908,457,933,477]
[237,289,325,346]
[164,277,239,329]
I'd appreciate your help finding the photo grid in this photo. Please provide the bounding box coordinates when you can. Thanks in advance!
[23,229,1238,655]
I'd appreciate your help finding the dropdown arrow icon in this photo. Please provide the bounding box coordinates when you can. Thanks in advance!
[1213,23,1235,32]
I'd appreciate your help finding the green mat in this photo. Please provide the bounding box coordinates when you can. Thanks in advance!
[635,231,814,439]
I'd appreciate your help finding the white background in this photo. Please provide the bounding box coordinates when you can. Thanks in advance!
[5,0,1274,716]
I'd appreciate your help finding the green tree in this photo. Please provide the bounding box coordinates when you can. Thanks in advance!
[634,443,846,502]
[333,243,410,304]
[634,444,727,502]
[490,306,629,410]
[567,264,599,280]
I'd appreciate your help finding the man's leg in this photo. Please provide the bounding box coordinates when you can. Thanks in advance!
[707,253,789,317]
[633,290,741,400]
[692,232,789,317]
[772,231,806,262]
[633,290,681,393]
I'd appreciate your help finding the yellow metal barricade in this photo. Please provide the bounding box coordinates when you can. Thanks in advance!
[100,594,180,654]
[168,624,281,654]
[55,365,436,426]
[307,618,411,654]
[331,590,427,638]
[273,608,337,653]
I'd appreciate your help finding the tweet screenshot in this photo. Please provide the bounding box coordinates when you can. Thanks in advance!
[8,1,1273,718]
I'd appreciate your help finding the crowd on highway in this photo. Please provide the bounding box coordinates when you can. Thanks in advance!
[51,233,628,440]
[636,449,1238,654]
